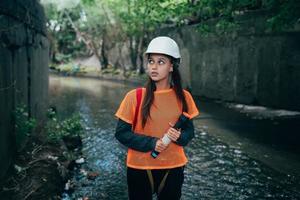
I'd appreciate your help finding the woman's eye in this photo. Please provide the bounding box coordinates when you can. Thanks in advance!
[158,60,165,65]
[148,60,154,64]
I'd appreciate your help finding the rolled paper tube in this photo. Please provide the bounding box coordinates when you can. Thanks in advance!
[151,113,190,158]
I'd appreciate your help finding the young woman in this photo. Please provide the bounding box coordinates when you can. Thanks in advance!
[115,36,199,200]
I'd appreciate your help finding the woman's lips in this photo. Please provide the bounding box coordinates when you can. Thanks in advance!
[151,72,159,76]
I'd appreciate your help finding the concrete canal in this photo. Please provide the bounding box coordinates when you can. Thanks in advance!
[49,74,300,200]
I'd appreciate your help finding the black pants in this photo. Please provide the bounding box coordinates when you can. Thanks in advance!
[127,166,184,200]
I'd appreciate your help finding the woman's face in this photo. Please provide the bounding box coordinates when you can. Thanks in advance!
[147,54,173,83]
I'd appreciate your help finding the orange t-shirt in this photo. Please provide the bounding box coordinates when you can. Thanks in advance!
[115,88,199,169]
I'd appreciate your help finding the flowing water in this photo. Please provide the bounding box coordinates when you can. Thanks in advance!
[49,74,300,200]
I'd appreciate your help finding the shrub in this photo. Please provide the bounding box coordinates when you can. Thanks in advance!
[14,105,37,151]
[46,109,83,141]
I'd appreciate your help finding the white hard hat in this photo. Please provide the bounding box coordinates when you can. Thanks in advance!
[145,36,181,59]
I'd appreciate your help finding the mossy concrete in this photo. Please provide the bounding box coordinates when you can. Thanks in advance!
[0,0,49,180]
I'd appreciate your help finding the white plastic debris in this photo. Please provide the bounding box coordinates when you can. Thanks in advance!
[47,155,58,161]
[75,158,85,164]
[14,165,23,173]
[200,132,207,136]
[234,149,242,154]
[80,168,88,176]
[65,180,71,190]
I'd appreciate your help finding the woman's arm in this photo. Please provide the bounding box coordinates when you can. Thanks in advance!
[115,119,158,152]
[175,119,195,146]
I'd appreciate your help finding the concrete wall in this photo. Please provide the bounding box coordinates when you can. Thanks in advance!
[0,0,49,180]
[158,13,300,111]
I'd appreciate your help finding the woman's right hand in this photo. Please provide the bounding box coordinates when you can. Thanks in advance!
[154,139,168,152]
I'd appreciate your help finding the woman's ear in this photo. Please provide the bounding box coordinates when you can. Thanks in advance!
[170,64,173,72]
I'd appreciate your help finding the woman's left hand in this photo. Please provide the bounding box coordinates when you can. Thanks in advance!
[166,122,181,142]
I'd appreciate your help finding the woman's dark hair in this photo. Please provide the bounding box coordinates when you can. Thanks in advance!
[141,55,188,128]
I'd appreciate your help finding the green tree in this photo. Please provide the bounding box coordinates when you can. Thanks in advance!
[41,0,300,73]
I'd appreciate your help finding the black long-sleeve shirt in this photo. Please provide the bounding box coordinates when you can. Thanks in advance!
[115,119,195,152]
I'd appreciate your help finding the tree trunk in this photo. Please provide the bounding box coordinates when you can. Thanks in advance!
[137,35,145,74]
[129,36,138,70]
[100,35,108,69]
[64,10,103,69]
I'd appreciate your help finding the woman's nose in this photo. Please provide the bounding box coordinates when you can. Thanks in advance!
[151,62,158,69]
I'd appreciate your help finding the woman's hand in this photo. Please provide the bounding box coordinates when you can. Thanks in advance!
[155,139,168,152]
[166,122,181,142]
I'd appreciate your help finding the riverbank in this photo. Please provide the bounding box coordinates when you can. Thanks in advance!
[0,137,67,199]
[0,110,85,199]
[49,67,146,87]
[193,99,300,177]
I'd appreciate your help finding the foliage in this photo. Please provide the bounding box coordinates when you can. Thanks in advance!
[51,62,100,75]
[46,109,83,141]
[101,67,121,75]
[55,53,72,63]
[55,63,82,74]
[42,0,300,37]
[43,1,87,62]
[41,0,300,72]
[265,0,300,31]
[14,105,37,151]
[41,0,81,10]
